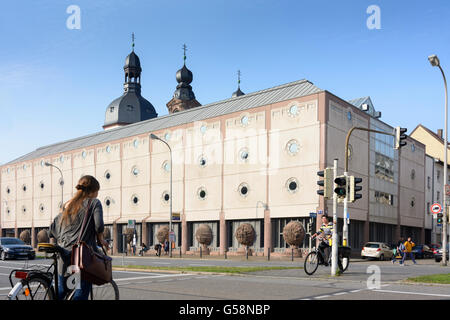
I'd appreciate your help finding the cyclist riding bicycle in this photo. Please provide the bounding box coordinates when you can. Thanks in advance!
[311,215,333,266]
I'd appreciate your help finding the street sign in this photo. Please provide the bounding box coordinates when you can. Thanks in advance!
[127,219,136,229]
[172,212,180,221]
[431,203,442,214]
[309,212,317,218]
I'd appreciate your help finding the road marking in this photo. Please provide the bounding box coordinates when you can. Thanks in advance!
[333,292,348,296]
[114,273,192,282]
[373,289,450,298]
[189,264,214,267]
[314,295,331,299]
[350,289,362,293]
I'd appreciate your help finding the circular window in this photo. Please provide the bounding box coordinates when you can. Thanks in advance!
[239,148,249,161]
[240,115,249,126]
[105,171,111,180]
[39,204,45,213]
[105,197,112,207]
[22,185,27,192]
[6,187,10,194]
[22,206,26,214]
[131,195,139,205]
[133,139,139,148]
[198,156,207,167]
[164,132,171,141]
[410,196,416,208]
[411,169,415,180]
[162,191,170,203]
[289,105,299,116]
[6,208,10,215]
[286,140,299,156]
[200,125,207,134]
[106,146,111,153]
[132,166,139,176]
[238,183,250,197]
[197,187,207,200]
[162,161,171,172]
[286,177,299,193]
[40,181,45,190]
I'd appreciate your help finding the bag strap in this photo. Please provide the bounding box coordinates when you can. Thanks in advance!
[77,198,93,244]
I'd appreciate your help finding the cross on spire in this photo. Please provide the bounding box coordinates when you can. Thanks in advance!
[237,70,241,87]
[132,32,135,51]
[183,44,187,64]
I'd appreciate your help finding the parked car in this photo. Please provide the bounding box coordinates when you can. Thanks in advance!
[434,245,449,263]
[0,237,35,261]
[412,244,434,259]
[361,242,394,261]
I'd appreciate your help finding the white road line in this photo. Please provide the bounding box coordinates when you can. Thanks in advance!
[113,270,162,275]
[350,289,362,293]
[114,274,192,282]
[373,289,450,298]
[314,295,331,299]
[333,292,348,296]
[0,287,13,291]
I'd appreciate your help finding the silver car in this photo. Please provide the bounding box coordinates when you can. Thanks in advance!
[361,242,394,261]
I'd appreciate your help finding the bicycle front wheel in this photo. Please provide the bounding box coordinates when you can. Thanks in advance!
[304,251,319,275]
[91,280,119,300]
[18,276,55,300]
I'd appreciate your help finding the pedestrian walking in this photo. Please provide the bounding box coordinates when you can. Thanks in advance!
[392,237,404,264]
[164,239,169,255]
[401,237,417,265]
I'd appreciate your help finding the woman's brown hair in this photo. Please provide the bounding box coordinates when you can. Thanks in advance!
[61,175,100,226]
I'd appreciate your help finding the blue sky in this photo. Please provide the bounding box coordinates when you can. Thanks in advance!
[0,0,449,164]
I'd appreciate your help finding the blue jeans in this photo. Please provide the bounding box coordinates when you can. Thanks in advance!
[58,275,92,300]
[401,252,416,264]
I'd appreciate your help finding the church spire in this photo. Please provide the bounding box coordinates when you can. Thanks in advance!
[232,70,245,97]
[166,44,201,114]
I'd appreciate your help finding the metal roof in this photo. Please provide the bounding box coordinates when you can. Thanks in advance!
[4,79,322,165]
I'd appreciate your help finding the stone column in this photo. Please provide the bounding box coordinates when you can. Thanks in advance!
[264,209,272,256]
[219,211,226,255]
[142,222,148,246]
[31,226,36,248]
[181,212,188,254]
[113,222,118,255]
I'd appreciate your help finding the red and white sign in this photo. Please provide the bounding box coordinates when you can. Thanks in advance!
[431,203,442,214]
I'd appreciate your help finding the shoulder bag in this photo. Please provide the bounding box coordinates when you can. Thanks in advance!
[71,199,112,286]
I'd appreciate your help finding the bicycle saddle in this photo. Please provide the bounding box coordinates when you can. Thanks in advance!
[37,243,63,254]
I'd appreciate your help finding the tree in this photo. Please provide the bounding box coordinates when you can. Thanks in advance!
[20,230,31,244]
[282,221,305,257]
[195,224,213,255]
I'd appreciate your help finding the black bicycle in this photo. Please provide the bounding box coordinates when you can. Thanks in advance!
[304,242,351,275]
[7,243,119,300]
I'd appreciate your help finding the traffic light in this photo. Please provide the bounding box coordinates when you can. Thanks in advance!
[349,176,363,202]
[394,127,407,149]
[317,168,333,199]
[437,212,443,225]
[334,175,347,199]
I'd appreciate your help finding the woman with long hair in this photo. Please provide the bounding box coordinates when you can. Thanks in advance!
[49,175,108,300]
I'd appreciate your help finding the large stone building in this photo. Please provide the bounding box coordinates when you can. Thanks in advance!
[0,48,428,255]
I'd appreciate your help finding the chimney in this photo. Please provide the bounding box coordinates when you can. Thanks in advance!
[438,129,443,139]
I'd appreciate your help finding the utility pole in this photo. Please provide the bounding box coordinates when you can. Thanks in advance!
[331,159,339,276]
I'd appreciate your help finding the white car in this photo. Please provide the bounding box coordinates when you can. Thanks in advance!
[361,242,394,261]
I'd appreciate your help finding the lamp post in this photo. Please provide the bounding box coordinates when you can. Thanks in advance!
[44,162,64,210]
[428,54,448,266]
[150,133,173,258]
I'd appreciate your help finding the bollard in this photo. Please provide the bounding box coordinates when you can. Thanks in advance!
[246,246,249,260]
[200,246,202,259]
[180,247,182,258]
[267,248,270,261]
[225,249,227,260]
[291,247,294,262]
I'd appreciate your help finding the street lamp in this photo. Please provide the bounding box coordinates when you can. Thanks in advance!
[45,162,64,210]
[150,133,173,258]
[429,54,448,266]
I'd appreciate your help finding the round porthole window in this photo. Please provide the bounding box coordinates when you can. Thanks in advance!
[286,140,299,156]
[198,156,207,167]
[162,161,171,172]
[22,206,26,214]
[238,183,250,197]
[132,166,139,176]
[22,185,27,192]
[289,105,299,116]
[39,204,45,213]
[6,208,10,215]
[240,115,249,126]
[40,181,45,190]
[131,195,139,205]
[197,187,207,200]
[239,148,249,161]
[6,187,10,194]
[105,171,111,180]
[162,191,170,203]
[410,196,415,208]
[105,197,112,207]
[200,125,207,134]
[286,177,299,193]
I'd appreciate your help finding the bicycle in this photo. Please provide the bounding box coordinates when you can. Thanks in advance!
[7,243,119,300]
[304,241,351,275]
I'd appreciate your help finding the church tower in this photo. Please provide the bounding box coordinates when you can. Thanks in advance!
[166,44,201,113]
[103,34,158,130]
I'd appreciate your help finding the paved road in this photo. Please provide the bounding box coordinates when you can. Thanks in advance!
[0,257,449,300]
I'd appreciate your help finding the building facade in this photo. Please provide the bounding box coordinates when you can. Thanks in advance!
[0,50,428,254]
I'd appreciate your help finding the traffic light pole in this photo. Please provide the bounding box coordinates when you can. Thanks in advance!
[331,159,339,276]
[343,126,398,249]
